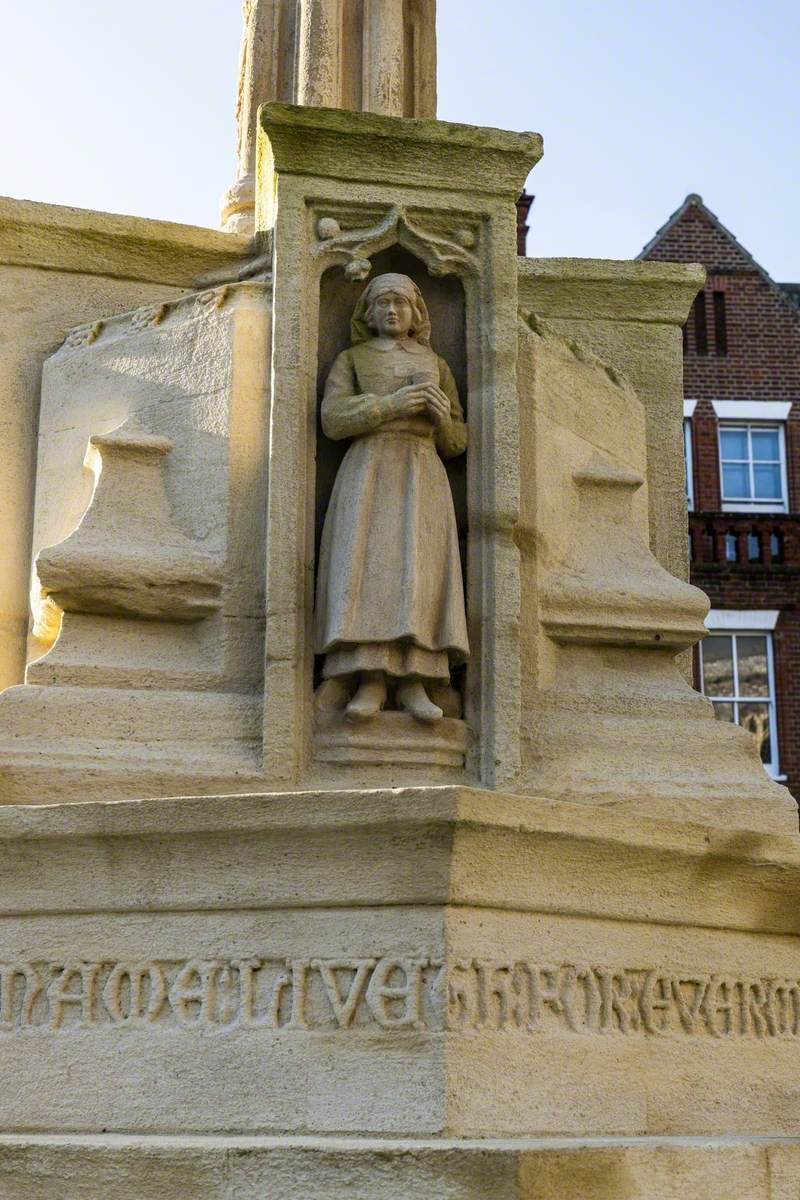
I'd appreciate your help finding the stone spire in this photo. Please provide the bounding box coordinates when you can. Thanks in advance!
[221,0,437,234]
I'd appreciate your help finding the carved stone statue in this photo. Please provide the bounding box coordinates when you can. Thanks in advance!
[314,273,469,724]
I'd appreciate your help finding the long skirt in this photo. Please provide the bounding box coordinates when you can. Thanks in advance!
[314,430,468,681]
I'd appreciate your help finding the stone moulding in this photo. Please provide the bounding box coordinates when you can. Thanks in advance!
[0,193,253,286]
[516,313,796,833]
[517,258,707,591]
[0,786,797,930]
[0,1134,797,1200]
[0,270,270,800]
[517,257,707,327]
[35,423,223,624]
[53,280,268,358]
[256,103,544,226]
[540,454,709,651]
[314,711,472,768]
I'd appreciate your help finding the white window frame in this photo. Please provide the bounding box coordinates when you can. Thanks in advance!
[684,418,694,511]
[706,609,779,631]
[699,624,781,779]
[718,421,788,513]
[712,400,792,421]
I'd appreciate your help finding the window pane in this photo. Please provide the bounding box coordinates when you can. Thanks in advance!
[738,702,771,764]
[736,635,769,696]
[751,429,780,462]
[703,636,734,696]
[720,428,748,459]
[722,463,750,498]
[753,463,782,500]
[712,701,735,722]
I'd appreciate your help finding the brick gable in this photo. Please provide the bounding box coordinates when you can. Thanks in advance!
[647,203,756,273]
[641,195,800,808]
[641,196,800,403]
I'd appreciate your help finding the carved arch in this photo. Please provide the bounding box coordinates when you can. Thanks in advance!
[314,204,480,282]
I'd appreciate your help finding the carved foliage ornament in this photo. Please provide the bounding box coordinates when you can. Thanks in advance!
[58,284,250,355]
[63,321,103,350]
[314,205,480,281]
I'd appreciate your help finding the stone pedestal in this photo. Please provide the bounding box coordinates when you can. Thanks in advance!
[0,788,798,1196]
[0,59,798,1200]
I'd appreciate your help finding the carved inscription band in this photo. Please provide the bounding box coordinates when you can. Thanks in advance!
[1,958,798,1040]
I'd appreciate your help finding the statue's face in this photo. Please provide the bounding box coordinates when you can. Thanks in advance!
[369,291,414,337]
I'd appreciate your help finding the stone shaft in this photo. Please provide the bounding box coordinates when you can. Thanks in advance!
[222,0,437,233]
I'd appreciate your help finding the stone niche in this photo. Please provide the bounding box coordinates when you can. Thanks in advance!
[260,104,542,791]
[313,246,471,772]
[0,281,271,802]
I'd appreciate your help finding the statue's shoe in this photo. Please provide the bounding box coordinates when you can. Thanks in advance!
[397,680,444,724]
[345,679,387,722]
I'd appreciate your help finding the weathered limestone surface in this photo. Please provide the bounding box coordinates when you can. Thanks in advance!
[222,0,437,233]
[0,196,252,694]
[0,789,798,1144]
[518,257,704,587]
[1,1135,798,1200]
[0,105,794,842]
[0,10,797,1193]
[515,314,794,831]
[0,280,269,800]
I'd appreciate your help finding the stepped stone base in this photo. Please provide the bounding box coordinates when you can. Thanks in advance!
[1,1134,798,1199]
[0,786,798,1197]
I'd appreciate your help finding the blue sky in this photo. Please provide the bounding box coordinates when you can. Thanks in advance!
[0,1,797,276]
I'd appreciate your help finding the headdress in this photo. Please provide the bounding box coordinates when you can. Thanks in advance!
[350,273,432,346]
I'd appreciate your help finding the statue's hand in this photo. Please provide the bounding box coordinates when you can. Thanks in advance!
[423,385,452,428]
[387,383,432,418]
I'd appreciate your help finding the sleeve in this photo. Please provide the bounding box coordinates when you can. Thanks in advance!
[320,349,391,440]
[435,358,468,459]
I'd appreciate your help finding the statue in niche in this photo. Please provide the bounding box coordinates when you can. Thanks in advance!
[315,273,469,724]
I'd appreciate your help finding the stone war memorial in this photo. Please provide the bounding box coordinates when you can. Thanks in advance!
[0,3,798,1197]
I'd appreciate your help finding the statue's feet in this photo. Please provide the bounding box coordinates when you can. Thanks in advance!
[345,673,387,723]
[397,679,443,724]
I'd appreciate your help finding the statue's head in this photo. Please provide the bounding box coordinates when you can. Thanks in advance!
[351,273,431,346]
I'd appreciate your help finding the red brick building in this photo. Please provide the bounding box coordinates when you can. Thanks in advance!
[640,194,800,802]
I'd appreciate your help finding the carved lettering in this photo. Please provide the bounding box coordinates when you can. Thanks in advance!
[366,958,426,1030]
[701,976,735,1038]
[103,963,166,1026]
[287,959,311,1030]
[766,979,800,1037]
[234,959,268,1028]
[0,956,794,1040]
[595,968,634,1034]
[526,964,563,1031]
[47,963,101,1029]
[672,976,709,1034]
[640,971,672,1035]
[447,960,480,1030]
[476,961,524,1030]
[0,963,43,1030]
[168,960,218,1028]
[313,959,375,1028]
